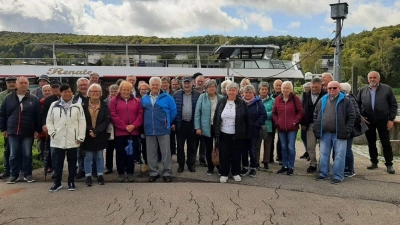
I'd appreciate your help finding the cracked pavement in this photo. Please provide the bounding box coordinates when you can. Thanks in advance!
[0,141,399,224]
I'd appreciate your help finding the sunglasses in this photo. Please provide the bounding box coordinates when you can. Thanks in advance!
[327,87,338,90]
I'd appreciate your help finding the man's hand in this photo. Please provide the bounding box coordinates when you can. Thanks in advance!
[362,117,370,124]
[89,131,96,138]
[42,125,48,133]
[2,131,7,138]
[196,129,202,136]
[171,125,176,131]
[387,120,394,130]
[34,132,39,139]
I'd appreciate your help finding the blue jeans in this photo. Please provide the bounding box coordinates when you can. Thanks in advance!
[319,132,347,181]
[8,135,34,177]
[84,150,104,176]
[279,131,297,169]
[345,138,354,173]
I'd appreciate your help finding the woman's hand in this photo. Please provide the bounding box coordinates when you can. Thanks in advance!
[196,129,202,136]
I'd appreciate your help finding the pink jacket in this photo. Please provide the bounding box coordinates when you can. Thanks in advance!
[109,94,143,136]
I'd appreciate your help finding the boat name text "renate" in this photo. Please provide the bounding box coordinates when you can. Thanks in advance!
[46,68,93,75]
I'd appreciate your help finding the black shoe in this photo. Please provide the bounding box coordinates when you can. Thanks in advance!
[49,183,62,192]
[7,176,19,184]
[206,170,214,175]
[148,175,160,182]
[387,166,395,174]
[307,157,310,161]
[269,159,275,163]
[98,175,105,185]
[75,170,85,179]
[300,152,309,159]
[263,163,269,170]
[278,161,283,166]
[367,163,378,170]
[287,168,294,176]
[104,169,113,175]
[92,172,98,179]
[135,159,144,165]
[277,166,288,174]
[188,166,196,172]
[315,175,330,181]
[177,167,184,173]
[163,176,172,182]
[68,182,76,191]
[85,176,92,187]
[249,169,256,178]
[307,166,317,173]
[0,171,10,179]
[331,179,342,185]
[200,161,207,167]
[240,168,248,176]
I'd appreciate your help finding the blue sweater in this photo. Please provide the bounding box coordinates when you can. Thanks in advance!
[194,93,223,137]
[141,90,177,136]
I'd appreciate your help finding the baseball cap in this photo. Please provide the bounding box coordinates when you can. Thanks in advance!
[192,72,203,79]
[5,76,17,81]
[182,76,192,82]
[50,80,61,87]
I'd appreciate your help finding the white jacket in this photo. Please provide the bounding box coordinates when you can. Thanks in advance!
[46,99,86,149]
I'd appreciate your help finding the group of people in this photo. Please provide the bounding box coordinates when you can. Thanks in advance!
[0,70,397,192]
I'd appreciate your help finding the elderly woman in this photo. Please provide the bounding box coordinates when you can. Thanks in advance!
[220,80,233,96]
[137,83,153,173]
[80,84,110,186]
[104,84,119,174]
[272,81,304,176]
[339,82,359,178]
[214,82,249,183]
[37,84,52,161]
[240,85,267,178]
[256,82,275,170]
[109,81,143,182]
[195,79,224,175]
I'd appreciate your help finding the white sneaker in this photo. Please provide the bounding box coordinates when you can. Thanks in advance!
[220,176,228,183]
[233,175,241,182]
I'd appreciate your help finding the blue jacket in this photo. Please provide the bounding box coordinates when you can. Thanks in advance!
[141,90,177,136]
[194,93,223,137]
[172,89,201,129]
[247,97,268,139]
[0,91,41,136]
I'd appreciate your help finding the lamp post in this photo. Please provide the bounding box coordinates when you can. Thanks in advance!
[330,1,348,82]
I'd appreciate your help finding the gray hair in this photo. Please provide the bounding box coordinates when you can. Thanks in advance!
[109,84,119,91]
[322,72,333,81]
[242,85,255,93]
[303,82,311,88]
[368,71,380,78]
[240,78,251,87]
[258,82,269,90]
[281,81,293,91]
[311,77,322,84]
[225,82,239,92]
[87,83,102,96]
[126,74,136,80]
[205,79,217,89]
[149,77,161,85]
[76,77,89,85]
[339,82,351,94]
[41,84,51,91]
[221,80,233,94]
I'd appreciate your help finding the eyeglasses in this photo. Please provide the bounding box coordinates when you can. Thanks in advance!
[6,81,16,84]
[327,87,338,90]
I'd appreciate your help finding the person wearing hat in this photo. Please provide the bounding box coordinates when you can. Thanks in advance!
[172,76,201,173]
[0,76,17,179]
[31,75,50,100]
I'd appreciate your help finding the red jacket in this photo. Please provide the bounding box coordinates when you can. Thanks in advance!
[109,94,143,136]
[272,93,304,132]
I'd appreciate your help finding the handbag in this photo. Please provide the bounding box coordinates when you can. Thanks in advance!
[212,139,220,166]
[351,117,368,137]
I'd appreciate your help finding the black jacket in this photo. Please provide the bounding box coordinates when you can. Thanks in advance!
[301,90,327,128]
[0,91,41,136]
[41,95,60,126]
[356,84,398,122]
[80,100,110,151]
[213,96,250,140]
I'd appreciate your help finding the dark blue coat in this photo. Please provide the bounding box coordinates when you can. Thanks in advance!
[172,89,201,129]
[0,91,41,136]
[247,97,267,139]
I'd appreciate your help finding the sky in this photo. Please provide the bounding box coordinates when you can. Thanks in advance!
[0,0,399,39]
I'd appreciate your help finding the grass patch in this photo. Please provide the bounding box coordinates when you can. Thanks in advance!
[0,137,44,173]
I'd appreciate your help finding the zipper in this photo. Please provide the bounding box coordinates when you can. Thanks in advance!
[152,102,155,136]
[16,110,22,135]
[284,100,287,132]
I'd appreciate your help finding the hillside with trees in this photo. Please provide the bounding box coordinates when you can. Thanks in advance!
[1,24,400,85]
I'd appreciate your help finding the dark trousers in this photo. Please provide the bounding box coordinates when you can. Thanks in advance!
[170,130,177,155]
[241,138,258,169]
[195,136,206,162]
[219,132,243,177]
[134,140,142,161]
[177,121,196,168]
[301,128,307,151]
[53,148,77,184]
[43,138,53,170]
[202,125,219,171]
[270,128,282,161]
[2,137,10,174]
[365,120,393,166]
[115,135,138,175]
[105,140,115,170]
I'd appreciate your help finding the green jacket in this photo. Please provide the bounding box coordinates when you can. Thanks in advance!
[260,95,274,132]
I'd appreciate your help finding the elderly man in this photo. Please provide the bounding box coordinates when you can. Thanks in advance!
[141,77,177,182]
[271,79,283,164]
[314,81,355,184]
[195,75,205,93]
[89,73,108,101]
[300,77,326,173]
[0,76,17,179]
[357,71,397,174]
[171,78,181,91]
[31,74,50,100]
[172,76,201,173]
[0,77,41,184]
[126,75,140,98]
[321,73,333,90]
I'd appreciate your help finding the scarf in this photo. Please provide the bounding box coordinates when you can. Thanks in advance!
[244,96,255,105]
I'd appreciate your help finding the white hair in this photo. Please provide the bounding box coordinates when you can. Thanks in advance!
[303,82,311,88]
[41,84,51,91]
[368,71,380,78]
[76,77,89,85]
[225,82,239,92]
[149,77,161,85]
[281,81,293,91]
[322,72,333,80]
[339,82,351,94]
[126,74,136,80]
[87,83,102,96]
[242,84,255,93]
